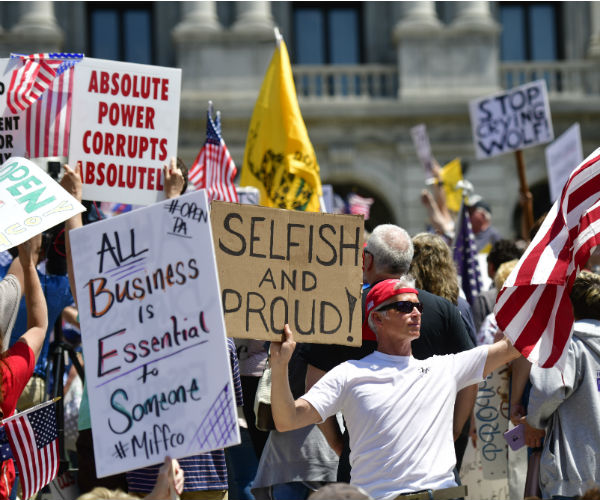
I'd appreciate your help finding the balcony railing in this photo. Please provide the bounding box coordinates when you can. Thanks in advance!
[292,60,600,100]
[500,60,600,96]
[293,64,398,100]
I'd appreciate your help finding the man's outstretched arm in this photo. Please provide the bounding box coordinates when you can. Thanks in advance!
[483,335,523,378]
[270,324,322,432]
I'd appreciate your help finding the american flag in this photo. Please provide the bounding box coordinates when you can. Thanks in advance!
[1,400,59,500]
[188,103,239,203]
[8,53,83,158]
[495,148,600,370]
[453,196,484,306]
[347,193,374,220]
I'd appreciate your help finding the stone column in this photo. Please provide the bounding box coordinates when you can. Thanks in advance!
[9,1,63,52]
[173,1,221,36]
[392,2,442,99]
[451,1,497,30]
[393,1,441,33]
[12,1,61,35]
[588,1,600,57]
[232,1,274,33]
[173,1,274,100]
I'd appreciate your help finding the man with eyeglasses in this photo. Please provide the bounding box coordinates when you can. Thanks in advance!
[270,277,521,500]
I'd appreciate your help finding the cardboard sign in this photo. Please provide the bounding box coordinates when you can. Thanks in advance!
[410,124,434,177]
[70,190,239,477]
[68,58,181,205]
[211,202,363,346]
[0,58,27,162]
[545,123,583,203]
[474,366,510,479]
[0,157,85,251]
[469,80,554,159]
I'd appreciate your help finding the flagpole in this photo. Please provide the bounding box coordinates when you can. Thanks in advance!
[1,397,61,424]
[274,27,282,48]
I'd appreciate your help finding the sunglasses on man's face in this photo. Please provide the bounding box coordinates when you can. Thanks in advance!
[377,301,424,314]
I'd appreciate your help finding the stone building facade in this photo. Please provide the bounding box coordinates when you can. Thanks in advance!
[1,1,599,236]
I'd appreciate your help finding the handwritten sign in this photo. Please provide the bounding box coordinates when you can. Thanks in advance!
[410,124,434,177]
[469,80,554,159]
[0,59,27,162]
[0,157,85,251]
[545,123,583,203]
[211,202,363,346]
[474,367,509,479]
[70,190,239,477]
[68,58,181,205]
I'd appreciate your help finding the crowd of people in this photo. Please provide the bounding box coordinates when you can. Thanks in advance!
[0,156,599,500]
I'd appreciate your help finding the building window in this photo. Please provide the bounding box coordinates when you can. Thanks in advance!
[292,3,363,96]
[88,3,154,64]
[499,2,560,61]
[292,3,362,64]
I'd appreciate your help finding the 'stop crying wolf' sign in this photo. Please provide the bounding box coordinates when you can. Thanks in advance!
[469,80,554,159]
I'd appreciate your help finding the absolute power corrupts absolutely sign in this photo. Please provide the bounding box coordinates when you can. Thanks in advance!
[469,79,554,160]
[68,58,181,205]
[70,190,239,477]
[211,201,364,346]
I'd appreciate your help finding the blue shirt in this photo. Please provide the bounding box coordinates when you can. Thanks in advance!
[9,269,73,377]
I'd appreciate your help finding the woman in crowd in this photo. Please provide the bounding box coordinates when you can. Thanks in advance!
[0,235,48,496]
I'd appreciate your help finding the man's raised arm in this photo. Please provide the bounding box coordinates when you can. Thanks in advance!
[483,335,522,378]
[270,324,322,432]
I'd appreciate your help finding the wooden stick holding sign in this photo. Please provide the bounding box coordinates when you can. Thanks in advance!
[515,150,535,240]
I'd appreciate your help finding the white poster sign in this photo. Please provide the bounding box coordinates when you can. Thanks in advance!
[474,367,510,479]
[469,80,554,159]
[410,124,434,177]
[545,123,583,202]
[0,58,27,162]
[0,157,85,251]
[68,58,181,205]
[70,190,239,477]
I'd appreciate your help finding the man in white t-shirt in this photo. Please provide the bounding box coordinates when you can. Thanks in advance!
[270,277,521,500]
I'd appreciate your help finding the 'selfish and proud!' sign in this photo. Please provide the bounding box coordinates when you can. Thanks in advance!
[211,202,364,346]
[68,58,181,206]
[70,190,239,477]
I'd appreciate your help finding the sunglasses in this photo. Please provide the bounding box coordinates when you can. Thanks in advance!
[376,301,424,314]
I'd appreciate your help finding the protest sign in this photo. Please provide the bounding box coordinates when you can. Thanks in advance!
[545,123,583,203]
[410,124,434,177]
[70,190,239,477]
[0,59,27,162]
[474,366,509,479]
[0,157,85,251]
[469,80,554,159]
[68,58,181,205]
[211,202,363,346]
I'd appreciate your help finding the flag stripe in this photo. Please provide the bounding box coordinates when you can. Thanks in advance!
[189,109,239,203]
[4,401,59,500]
[495,147,600,369]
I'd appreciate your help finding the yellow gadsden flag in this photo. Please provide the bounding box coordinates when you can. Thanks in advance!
[439,158,463,213]
[241,38,322,212]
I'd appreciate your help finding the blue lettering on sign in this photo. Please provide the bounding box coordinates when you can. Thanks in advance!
[475,377,505,462]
